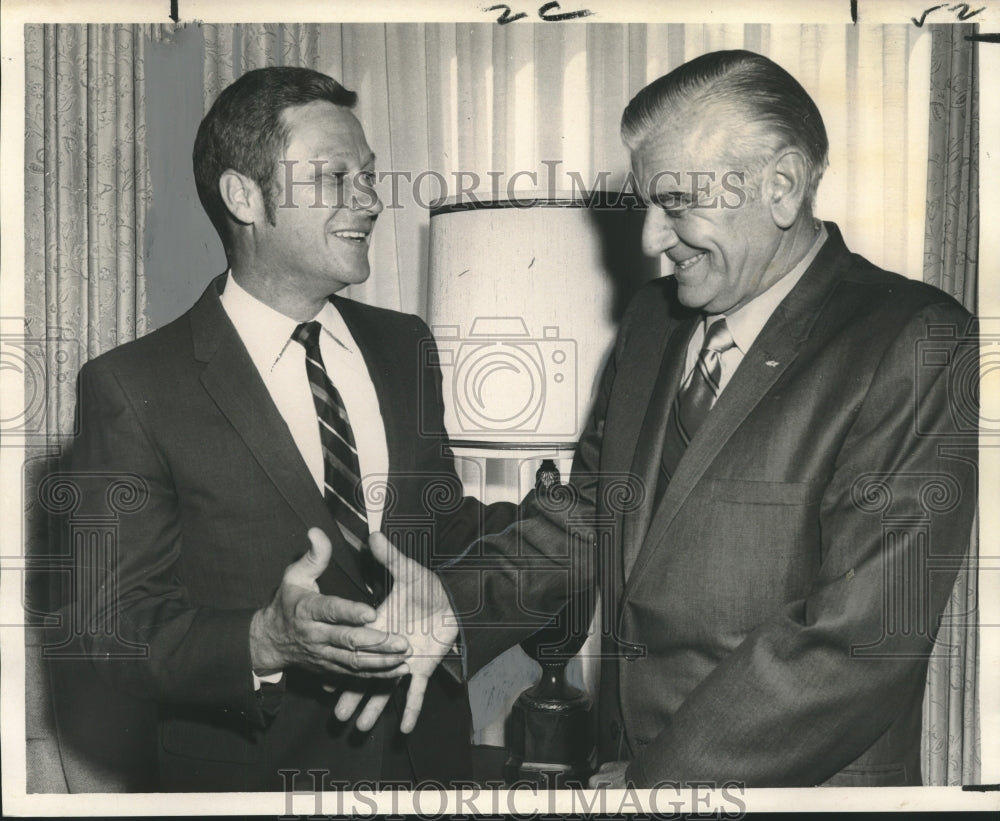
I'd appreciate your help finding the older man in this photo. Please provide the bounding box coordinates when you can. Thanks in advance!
[66,66,513,791]
[419,50,976,788]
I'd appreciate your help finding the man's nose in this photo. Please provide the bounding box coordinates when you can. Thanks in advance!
[350,179,384,216]
[641,208,678,257]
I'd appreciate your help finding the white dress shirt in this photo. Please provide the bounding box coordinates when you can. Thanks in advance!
[682,223,828,399]
[220,272,390,532]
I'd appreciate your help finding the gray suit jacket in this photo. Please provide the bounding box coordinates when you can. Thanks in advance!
[442,223,977,787]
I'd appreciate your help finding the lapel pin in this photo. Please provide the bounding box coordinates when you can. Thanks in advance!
[765,359,779,368]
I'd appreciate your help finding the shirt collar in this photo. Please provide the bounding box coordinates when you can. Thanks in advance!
[713,222,828,355]
[219,272,354,373]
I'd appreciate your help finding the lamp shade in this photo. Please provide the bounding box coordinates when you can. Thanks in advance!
[426,196,658,447]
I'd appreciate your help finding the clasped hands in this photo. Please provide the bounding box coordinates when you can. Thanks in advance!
[250,527,456,733]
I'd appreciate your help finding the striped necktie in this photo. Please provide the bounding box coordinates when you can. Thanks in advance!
[292,321,376,572]
[655,317,735,504]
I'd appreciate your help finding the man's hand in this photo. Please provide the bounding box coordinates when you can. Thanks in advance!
[333,532,458,733]
[588,760,630,788]
[250,527,412,677]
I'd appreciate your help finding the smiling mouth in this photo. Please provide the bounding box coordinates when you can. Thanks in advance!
[673,252,706,271]
[331,230,370,244]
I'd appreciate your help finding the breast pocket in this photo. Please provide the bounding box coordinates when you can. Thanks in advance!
[651,478,826,633]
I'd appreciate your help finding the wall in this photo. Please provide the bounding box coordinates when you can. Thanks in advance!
[144,25,227,329]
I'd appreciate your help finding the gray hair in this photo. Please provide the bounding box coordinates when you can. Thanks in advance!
[622,50,829,207]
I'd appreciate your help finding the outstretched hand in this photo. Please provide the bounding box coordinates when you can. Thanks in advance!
[249,527,412,678]
[332,532,458,733]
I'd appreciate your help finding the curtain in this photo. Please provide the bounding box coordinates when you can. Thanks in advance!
[195,24,932,320]
[201,22,320,111]
[920,24,980,786]
[24,23,155,439]
[23,23,162,792]
[923,25,978,311]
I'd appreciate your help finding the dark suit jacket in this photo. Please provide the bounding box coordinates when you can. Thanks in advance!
[442,223,977,787]
[64,274,515,791]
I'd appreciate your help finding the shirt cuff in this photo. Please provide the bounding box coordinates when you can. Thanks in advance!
[252,670,284,690]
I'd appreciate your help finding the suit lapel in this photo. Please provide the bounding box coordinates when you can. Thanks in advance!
[622,225,846,599]
[190,276,368,595]
[621,316,698,576]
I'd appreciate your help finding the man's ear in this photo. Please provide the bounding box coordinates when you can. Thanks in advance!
[218,169,265,226]
[766,148,809,229]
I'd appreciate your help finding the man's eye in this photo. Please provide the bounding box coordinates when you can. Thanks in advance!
[656,195,691,217]
[357,171,376,187]
[661,203,690,219]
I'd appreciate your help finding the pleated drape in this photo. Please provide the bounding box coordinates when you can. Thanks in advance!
[23,22,162,792]
[920,24,980,786]
[24,24,155,436]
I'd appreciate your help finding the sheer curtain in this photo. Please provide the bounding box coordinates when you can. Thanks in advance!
[313,23,934,317]
[197,23,933,309]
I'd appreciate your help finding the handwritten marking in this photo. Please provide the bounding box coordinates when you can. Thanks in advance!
[538,1,594,21]
[170,0,179,22]
[485,4,530,24]
[965,32,1000,42]
[485,2,593,24]
[949,3,986,21]
[457,269,470,277]
[912,4,946,26]
[528,257,535,269]
[850,0,858,23]
[912,2,984,26]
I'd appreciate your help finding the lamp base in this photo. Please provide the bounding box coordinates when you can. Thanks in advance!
[503,661,594,788]
[502,758,593,790]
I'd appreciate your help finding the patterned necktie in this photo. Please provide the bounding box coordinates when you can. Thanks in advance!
[656,318,736,502]
[292,321,384,597]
